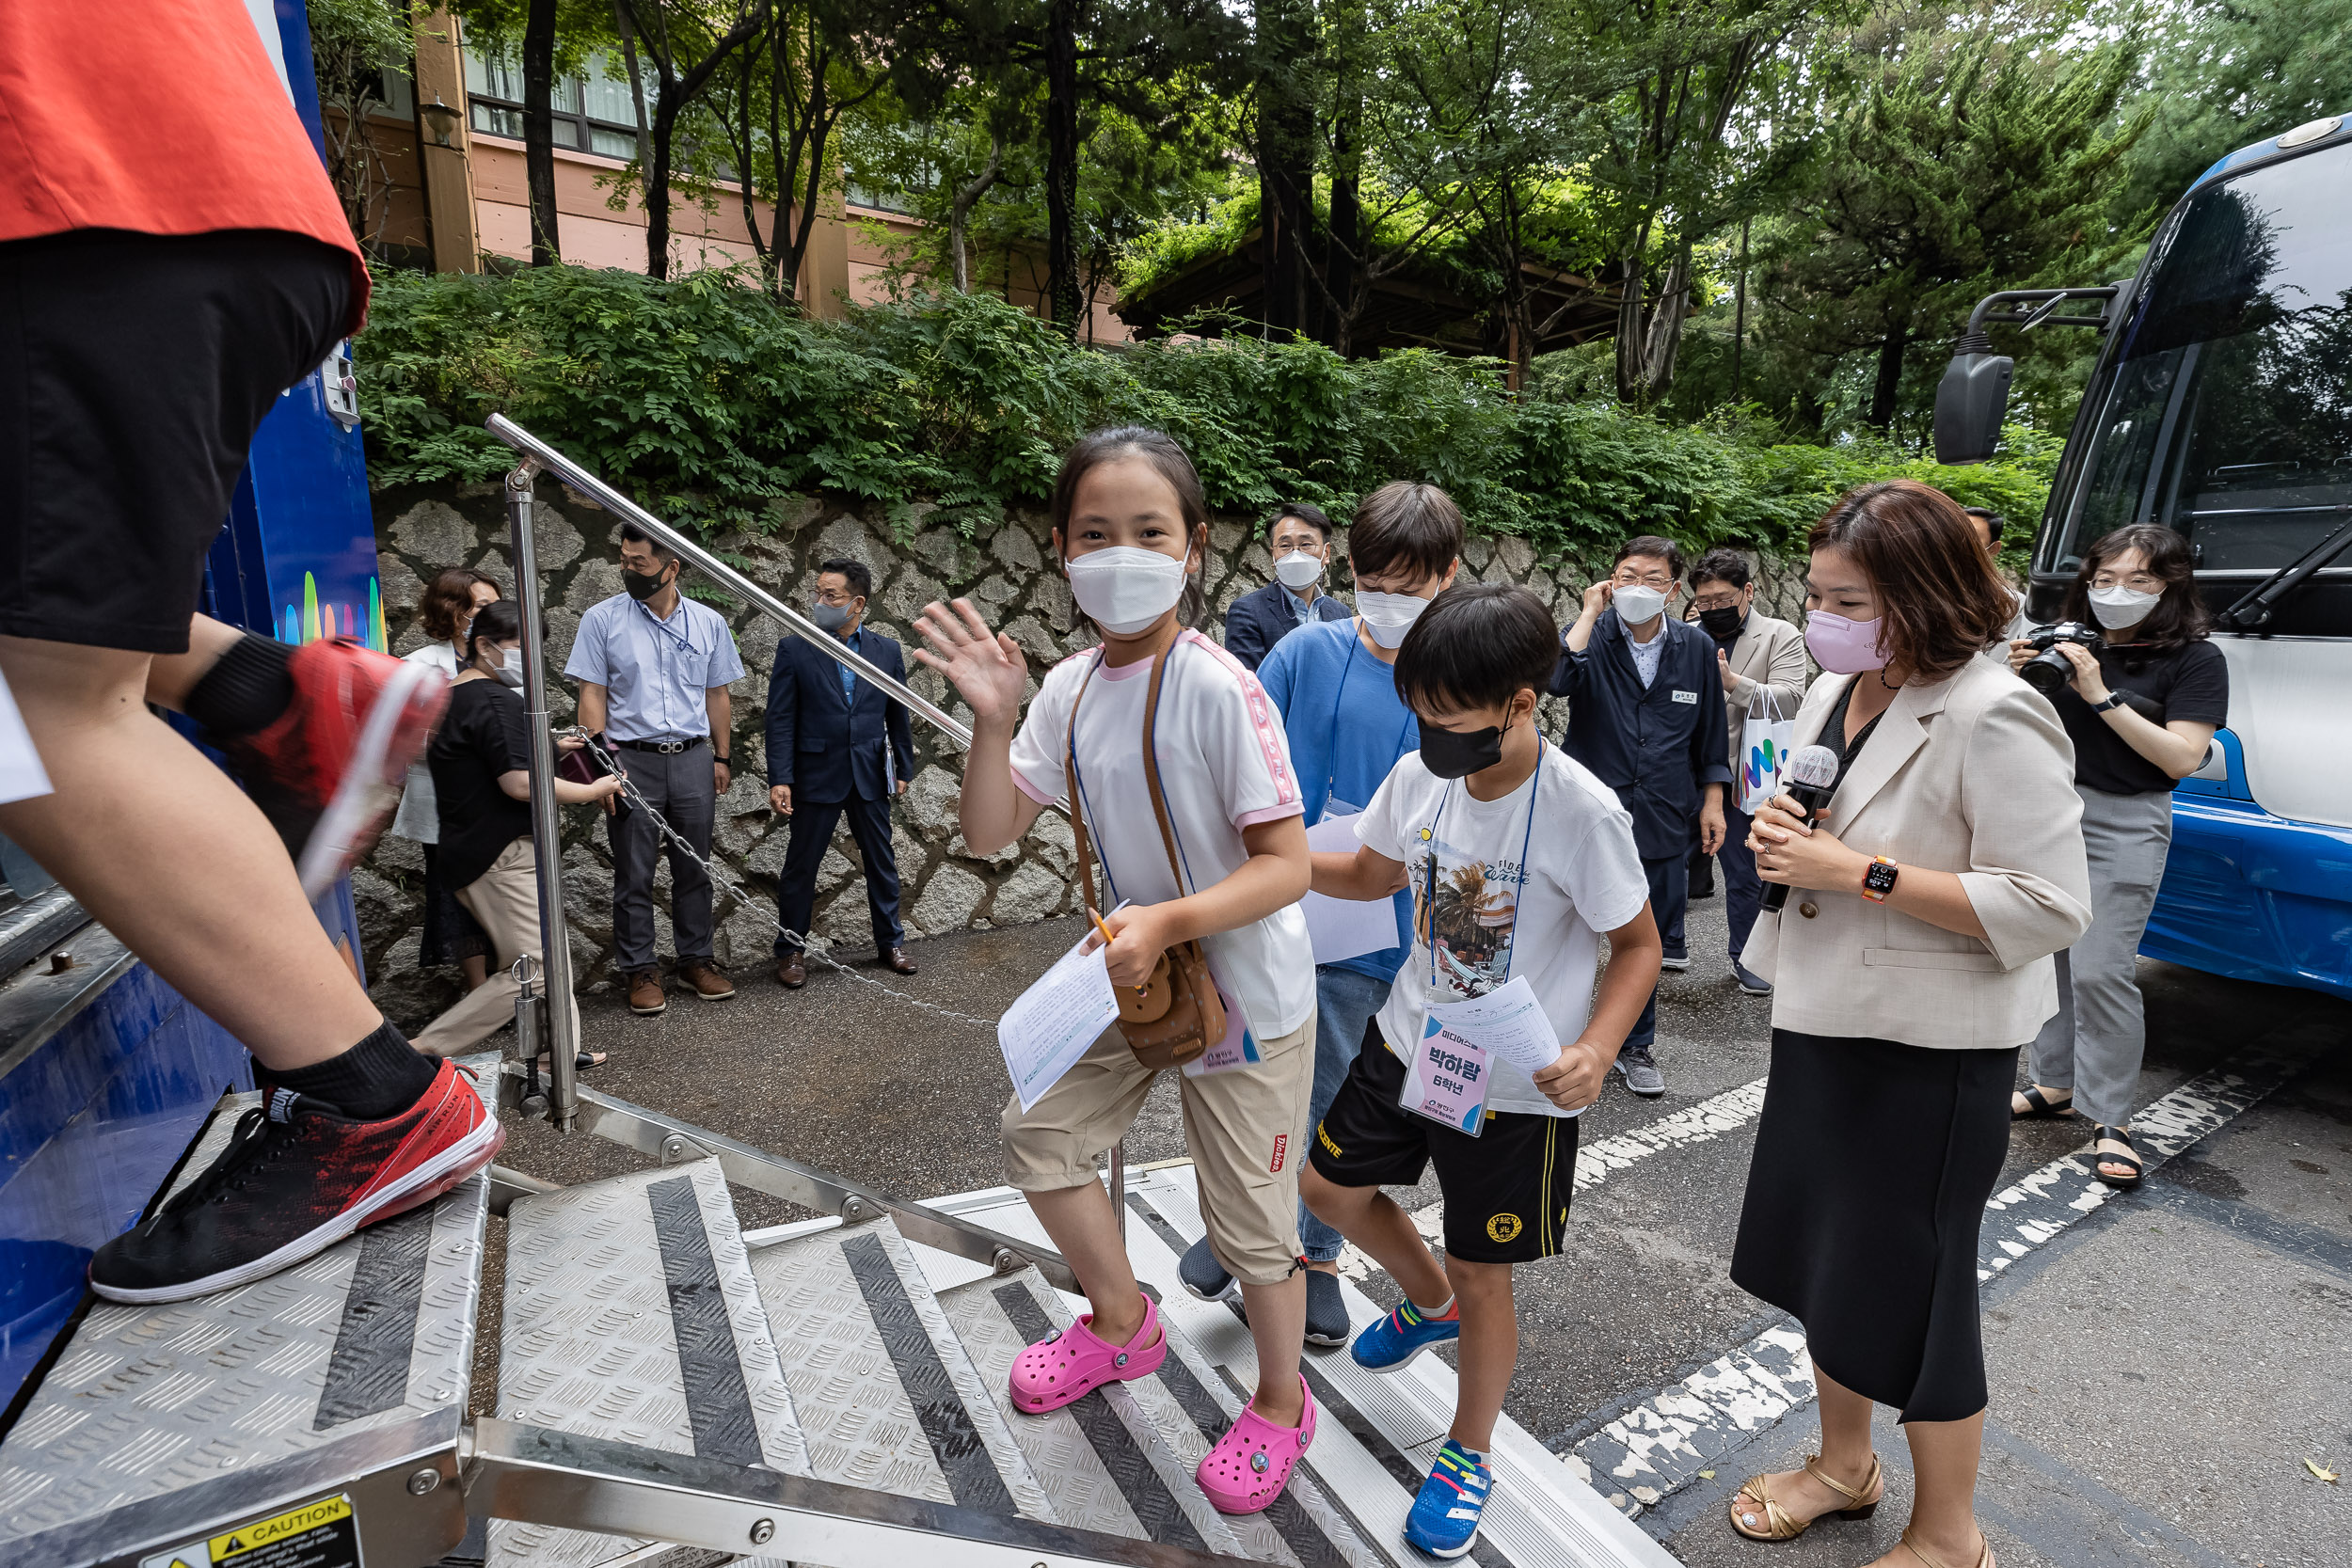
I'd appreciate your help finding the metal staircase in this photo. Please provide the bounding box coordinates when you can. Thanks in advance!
[0,1062,1676,1568]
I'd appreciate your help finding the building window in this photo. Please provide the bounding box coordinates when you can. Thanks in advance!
[463,48,643,161]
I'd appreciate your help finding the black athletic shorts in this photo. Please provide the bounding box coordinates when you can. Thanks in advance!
[0,228,353,655]
[1309,1020,1579,1265]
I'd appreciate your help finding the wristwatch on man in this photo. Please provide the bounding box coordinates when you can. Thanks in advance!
[1860,854,1899,903]
[2091,691,2128,713]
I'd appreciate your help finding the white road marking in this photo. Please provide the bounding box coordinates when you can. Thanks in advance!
[1567,1039,2312,1517]
[1335,1077,1773,1281]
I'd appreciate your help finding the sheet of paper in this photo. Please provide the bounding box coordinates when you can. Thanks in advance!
[0,669,52,807]
[1301,813,1397,965]
[1420,974,1564,1075]
[997,930,1120,1110]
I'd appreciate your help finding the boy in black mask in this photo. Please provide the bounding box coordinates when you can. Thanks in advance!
[1298,583,1660,1560]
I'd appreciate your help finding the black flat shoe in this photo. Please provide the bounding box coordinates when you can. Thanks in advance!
[2090,1125,2142,1187]
[2011,1085,2075,1120]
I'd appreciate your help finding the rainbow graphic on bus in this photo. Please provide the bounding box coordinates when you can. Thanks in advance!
[278,572,389,652]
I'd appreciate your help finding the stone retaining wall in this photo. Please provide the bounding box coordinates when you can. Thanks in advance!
[359,479,1805,1027]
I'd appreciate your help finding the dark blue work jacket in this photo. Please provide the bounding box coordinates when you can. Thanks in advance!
[765,627,917,803]
[1551,610,1733,861]
[1221,581,1352,671]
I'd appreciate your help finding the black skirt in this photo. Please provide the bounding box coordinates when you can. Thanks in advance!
[1730,1028,2017,1423]
[418,842,490,969]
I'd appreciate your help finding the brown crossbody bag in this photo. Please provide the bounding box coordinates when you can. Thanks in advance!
[1062,646,1227,1071]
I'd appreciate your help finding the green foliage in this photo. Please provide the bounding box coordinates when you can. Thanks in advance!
[359,263,2059,560]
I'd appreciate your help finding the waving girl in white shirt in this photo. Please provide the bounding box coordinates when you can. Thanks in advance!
[914,427,1321,1517]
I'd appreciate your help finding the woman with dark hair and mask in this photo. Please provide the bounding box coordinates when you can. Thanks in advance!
[394,568,503,989]
[1729,480,2090,1568]
[2005,524,2227,1185]
[409,601,623,1062]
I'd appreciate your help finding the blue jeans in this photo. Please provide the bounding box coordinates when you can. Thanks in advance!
[1719,804,1763,964]
[1300,965,1391,1262]
[1626,853,1689,1054]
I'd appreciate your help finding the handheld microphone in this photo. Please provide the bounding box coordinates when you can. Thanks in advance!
[1759,743,1842,913]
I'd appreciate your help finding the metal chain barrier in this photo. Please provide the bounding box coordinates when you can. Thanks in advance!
[564,728,1005,1030]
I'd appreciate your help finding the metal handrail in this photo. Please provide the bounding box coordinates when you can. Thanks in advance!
[485,413,973,743]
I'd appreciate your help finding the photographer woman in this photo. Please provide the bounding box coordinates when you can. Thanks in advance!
[2007,524,2227,1186]
[1730,481,2090,1568]
[410,601,624,1063]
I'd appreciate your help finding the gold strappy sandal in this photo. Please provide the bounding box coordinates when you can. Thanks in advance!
[1897,1527,1994,1568]
[1727,1452,1883,1542]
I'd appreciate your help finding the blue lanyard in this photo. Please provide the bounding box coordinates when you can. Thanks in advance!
[1422,738,1542,991]
[635,596,699,657]
[1322,638,1417,816]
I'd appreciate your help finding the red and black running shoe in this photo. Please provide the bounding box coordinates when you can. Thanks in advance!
[88,1059,504,1304]
[223,637,449,899]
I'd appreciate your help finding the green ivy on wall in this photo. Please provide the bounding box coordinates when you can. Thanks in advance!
[358,264,2058,569]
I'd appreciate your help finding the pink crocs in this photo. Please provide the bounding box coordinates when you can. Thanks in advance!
[1009,1292,1166,1414]
[1196,1374,1318,1514]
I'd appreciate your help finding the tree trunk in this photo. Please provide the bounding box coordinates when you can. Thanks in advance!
[1254,0,1313,340]
[1044,0,1082,337]
[950,132,1006,293]
[1613,249,1648,402]
[1323,1,1363,356]
[1639,241,1694,398]
[1868,321,1908,431]
[616,2,650,159]
[522,0,561,266]
[646,96,677,277]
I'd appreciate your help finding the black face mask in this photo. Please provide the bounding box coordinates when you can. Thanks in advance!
[1419,722,1504,780]
[1697,604,1745,641]
[622,563,670,602]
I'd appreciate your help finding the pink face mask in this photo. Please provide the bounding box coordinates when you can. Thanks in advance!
[1804,610,1890,674]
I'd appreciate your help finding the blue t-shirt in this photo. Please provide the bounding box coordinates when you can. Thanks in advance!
[1258,618,1419,982]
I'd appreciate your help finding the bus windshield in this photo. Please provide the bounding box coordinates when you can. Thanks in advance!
[2053,144,2352,574]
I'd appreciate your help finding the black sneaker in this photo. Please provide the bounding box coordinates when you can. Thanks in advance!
[89,1061,504,1303]
[1179,1235,1239,1303]
[1304,1269,1352,1347]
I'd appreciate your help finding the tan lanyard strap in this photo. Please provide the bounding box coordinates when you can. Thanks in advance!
[1138,644,1188,895]
[1064,655,1104,924]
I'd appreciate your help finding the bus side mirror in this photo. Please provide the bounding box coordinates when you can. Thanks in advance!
[1934,341,2012,465]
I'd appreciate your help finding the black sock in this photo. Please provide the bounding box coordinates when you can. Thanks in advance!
[269,1020,438,1120]
[184,633,294,739]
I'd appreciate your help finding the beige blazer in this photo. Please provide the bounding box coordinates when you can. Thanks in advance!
[1718,610,1809,778]
[1740,654,2091,1050]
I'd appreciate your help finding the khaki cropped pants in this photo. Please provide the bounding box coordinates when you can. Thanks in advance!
[413,838,580,1058]
[1003,1014,1314,1287]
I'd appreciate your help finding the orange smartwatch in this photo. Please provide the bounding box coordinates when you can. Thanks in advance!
[1861,854,1899,902]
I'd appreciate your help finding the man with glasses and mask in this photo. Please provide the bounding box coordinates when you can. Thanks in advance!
[1551,535,1729,1096]
[567,523,747,1016]
[1222,502,1352,671]
[766,558,918,989]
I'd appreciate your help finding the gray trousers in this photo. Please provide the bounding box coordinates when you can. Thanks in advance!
[2028,784,2174,1129]
[612,741,717,971]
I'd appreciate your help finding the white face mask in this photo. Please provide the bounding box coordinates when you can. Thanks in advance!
[496,647,526,689]
[1612,584,1669,626]
[1065,546,1191,636]
[2089,584,2161,629]
[1357,589,1434,649]
[1273,550,1325,591]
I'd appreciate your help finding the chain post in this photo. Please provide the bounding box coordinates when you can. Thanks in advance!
[506,459,582,1132]
[1108,1139,1126,1242]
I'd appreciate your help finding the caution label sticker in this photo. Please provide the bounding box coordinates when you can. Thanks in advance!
[141,1494,362,1568]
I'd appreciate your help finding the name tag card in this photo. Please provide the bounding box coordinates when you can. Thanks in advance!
[1403,1021,1491,1135]
[1181,983,1263,1078]
[1671,688,1699,705]
[1400,975,1572,1133]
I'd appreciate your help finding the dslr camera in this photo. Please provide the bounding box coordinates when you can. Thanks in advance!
[2019,622,2106,696]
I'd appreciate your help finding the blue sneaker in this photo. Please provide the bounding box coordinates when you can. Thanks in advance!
[1349,1297,1458,1371]
[1405,1439,1493,1558]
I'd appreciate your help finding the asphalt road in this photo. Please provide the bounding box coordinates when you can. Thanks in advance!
[476,893,2352,1567]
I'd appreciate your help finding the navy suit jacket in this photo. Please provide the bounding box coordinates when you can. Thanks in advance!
[1551,610,1733,861]
[1221,581,1351,671]
[765,627,917,803]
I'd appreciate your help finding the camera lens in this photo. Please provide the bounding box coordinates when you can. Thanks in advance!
[2021,651,2072,694]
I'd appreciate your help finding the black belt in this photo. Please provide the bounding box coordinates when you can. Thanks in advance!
[612,736,707,755]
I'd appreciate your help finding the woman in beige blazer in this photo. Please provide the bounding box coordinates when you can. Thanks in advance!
[1726,482,2090,1568]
